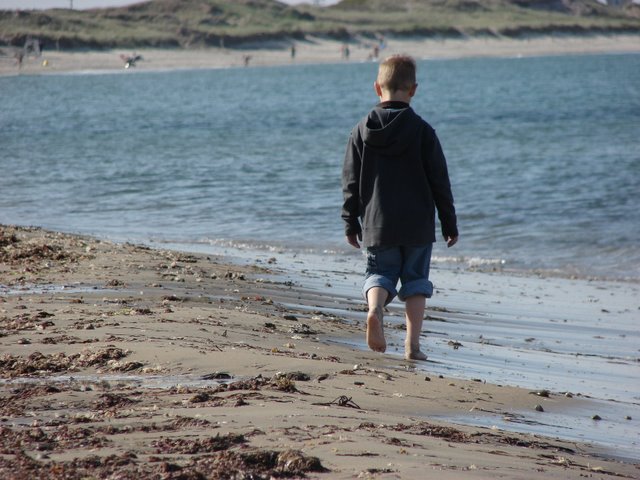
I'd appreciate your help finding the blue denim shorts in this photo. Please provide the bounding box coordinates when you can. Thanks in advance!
[363,244,434,304]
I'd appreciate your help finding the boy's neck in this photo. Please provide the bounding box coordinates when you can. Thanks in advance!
[379,97,410,105]
[375,82,416,104]
[379,95,411,105]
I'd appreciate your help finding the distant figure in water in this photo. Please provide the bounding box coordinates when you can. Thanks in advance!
[341,55,458,361]
[290,44,296,60]
[243,54,252,67]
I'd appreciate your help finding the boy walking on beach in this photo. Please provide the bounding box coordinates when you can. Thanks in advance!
[341,54,458,361]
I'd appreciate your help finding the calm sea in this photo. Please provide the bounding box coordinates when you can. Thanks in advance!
[1,53,639,279]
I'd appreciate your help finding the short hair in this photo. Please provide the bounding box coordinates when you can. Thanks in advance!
[377,55,416,92]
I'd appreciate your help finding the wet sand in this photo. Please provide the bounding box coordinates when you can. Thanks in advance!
[1,225,638,479]
[1,34,639,76]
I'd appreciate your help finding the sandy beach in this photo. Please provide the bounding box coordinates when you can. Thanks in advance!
[1,34,639,76]
[1,225,638,479]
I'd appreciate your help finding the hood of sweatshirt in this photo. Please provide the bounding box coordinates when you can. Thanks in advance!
[360,101,421,155]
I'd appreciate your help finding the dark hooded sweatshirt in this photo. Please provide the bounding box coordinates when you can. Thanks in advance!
[341,101,458,247]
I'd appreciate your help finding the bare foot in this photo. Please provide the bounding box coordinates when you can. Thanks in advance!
[366,306,386,353]
[404,345,427,361]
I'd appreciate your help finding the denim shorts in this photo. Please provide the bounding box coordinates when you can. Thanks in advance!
[363,244,434,304]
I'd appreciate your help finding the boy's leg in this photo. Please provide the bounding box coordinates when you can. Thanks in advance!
[366,286,388,352]
[405,294,427,360]
[362,246,401,354]
[397,245,434,361]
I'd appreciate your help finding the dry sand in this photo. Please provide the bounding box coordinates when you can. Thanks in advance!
[1,34,639,76]
[1,225,638,479]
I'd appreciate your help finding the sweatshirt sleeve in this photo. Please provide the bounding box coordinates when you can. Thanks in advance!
[423,128,459,239]
[341,128,362,236]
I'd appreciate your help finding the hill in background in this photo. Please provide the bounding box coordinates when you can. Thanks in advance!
[1,0,639,50]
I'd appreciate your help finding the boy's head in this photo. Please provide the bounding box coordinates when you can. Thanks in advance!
[375,54,417,102]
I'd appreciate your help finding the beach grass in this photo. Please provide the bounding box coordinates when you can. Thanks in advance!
[1,0,639,49]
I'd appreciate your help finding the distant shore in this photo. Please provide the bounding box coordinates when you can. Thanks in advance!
[1,33,639,76]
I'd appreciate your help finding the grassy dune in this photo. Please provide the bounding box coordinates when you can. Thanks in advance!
[1,0,639,50]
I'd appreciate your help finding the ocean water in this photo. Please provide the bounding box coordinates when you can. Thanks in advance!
[1,53,639,279]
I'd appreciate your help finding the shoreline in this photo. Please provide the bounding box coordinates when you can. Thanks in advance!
[2,33,639,76]
[1,224,638,478]
[154,236,640,284]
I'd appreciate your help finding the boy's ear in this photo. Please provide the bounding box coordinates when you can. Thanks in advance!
[409,83,418,97]
[374,81,383,98]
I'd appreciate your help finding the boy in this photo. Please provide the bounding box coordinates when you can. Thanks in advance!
[341,54,458,361]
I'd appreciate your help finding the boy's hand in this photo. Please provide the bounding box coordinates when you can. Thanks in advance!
[446,236,458,248]
[347,233,361,249]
